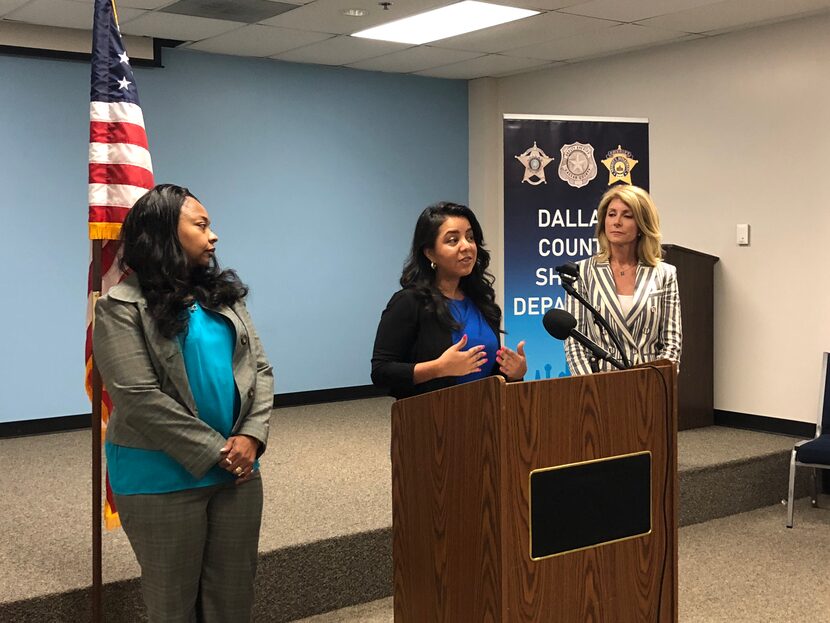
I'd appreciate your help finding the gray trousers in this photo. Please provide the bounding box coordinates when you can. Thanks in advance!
[114,476,263,623]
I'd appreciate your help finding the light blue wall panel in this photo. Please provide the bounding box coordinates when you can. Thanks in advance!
[0,48,468,421]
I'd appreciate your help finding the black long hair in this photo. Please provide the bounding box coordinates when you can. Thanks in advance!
[119,184,248,338]
[400,202,501,332]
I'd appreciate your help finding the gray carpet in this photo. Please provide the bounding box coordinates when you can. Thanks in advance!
[677,426,810,526]
[0,398,394,607]
[0,398,820,621]
[290,499,830,623]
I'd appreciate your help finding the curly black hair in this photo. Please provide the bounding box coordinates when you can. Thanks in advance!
[119,184,248,338]
[400,201,501,333]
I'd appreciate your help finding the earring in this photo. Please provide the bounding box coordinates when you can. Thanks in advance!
[430,261,436,270]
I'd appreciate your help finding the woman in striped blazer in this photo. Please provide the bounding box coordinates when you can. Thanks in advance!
[564,185,682,375]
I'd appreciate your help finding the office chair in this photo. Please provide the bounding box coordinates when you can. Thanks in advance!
[786,351,830,528]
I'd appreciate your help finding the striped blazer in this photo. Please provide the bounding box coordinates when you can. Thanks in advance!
[564,257,682,375]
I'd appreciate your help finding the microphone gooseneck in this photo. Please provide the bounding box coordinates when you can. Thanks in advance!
[543,309,626,371]
[553,262,631,369]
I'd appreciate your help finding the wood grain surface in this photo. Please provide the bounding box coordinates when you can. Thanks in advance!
[392,362,677,623]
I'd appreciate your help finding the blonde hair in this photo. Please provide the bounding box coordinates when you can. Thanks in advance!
[595,184,662,266]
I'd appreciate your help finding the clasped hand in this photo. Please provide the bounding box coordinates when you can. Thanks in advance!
[218,434,260,484]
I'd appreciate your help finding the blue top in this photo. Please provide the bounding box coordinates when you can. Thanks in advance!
[106,302,241,495]
[447,297,499,384]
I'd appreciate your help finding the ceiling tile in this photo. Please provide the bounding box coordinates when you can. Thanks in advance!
[6,0,144,30]
[505,22,693,60]
[347,45,482,73]
[162,0,296,23]
[416,53,552,79]
[119,10,243,40]
[559,0,724,22]
[638,0,830,34]
[261,0,449,36]
[0,19,154,57]
[437,10,618,53]
[491,59,565,77]
[0,0,30,18]
[70,0,180,9]
[187,23,331,55]
[109,0,176,8]
[271,34,407,64]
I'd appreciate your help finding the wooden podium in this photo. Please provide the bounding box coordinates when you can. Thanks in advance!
[391,361,678,622]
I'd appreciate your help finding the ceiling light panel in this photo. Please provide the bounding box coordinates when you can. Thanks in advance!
[352,1,539,45]
[262,0,448,36]
[437,10,615,53]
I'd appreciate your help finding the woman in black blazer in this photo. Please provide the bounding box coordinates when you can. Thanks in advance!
[372,202,526,399]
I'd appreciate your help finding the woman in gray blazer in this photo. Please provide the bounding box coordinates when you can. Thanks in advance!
[565,185,682,375]
[93,184,273,622]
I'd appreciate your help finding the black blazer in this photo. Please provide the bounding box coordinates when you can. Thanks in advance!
[371,288,502,399]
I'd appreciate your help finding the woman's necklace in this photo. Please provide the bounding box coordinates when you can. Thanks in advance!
[611,259,637,276]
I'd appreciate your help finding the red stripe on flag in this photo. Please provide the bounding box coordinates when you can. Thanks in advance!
[89,121,149,149]
[89,163,154,188]
[89,205,130,226]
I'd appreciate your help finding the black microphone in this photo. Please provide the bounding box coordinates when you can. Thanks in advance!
[542,308,577,340]
[555,262,580,283]
[543,309,626,371]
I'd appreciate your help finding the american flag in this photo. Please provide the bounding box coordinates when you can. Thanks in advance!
[86,0,154,529]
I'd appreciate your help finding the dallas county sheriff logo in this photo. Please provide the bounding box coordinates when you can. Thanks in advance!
[557,142,597,188]
[515,142,554,186]
[601,145,639,185]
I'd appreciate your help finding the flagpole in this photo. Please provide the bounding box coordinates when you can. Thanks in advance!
[91,239,104,623]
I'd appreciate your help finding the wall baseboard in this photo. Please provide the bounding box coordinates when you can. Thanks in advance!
[0,414,90,438]
[273,385,387,408]
[0,385,389,438]
[713,410,816,439]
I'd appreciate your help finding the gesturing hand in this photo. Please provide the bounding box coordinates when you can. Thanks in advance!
[497,340,527,381]
[437,334,488,378]
[218,435,260,484]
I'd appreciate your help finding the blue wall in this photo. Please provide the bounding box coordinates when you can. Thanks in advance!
[0,48,468,422]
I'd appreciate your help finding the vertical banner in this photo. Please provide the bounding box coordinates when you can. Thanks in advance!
[503,115,649,379]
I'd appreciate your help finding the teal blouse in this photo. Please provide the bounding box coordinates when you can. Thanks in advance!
[106,302,242,495]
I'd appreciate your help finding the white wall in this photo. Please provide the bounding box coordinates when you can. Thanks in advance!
[470,14,830,423]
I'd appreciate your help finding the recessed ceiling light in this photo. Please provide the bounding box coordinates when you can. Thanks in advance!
[343,8,368,17]
[351,0,537,45]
